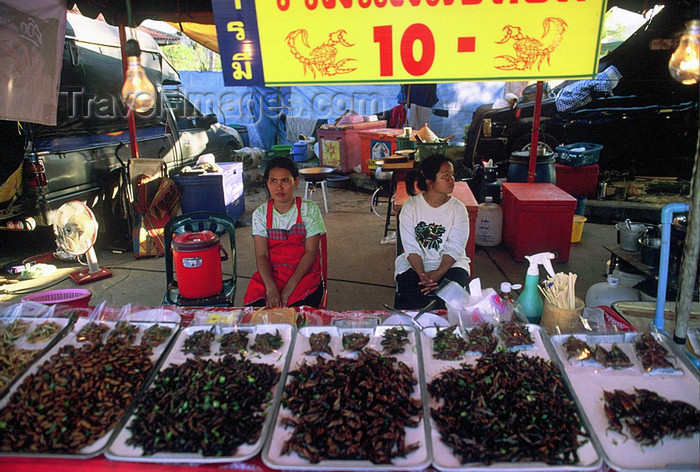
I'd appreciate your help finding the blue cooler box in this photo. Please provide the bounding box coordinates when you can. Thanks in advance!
[174,162,245,223]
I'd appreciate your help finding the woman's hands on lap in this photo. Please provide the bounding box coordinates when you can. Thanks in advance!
[266,287,284,307]
[418,271,439,294]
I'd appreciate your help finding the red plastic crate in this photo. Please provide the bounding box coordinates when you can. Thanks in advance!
[555,163,599,198]
[502,183,577,262]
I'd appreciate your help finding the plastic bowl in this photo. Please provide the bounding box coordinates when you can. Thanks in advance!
[22,289,92,307]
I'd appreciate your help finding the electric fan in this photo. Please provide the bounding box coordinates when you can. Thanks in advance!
[53,201,113,284]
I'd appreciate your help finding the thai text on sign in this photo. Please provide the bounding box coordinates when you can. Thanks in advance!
[213,0,606,86]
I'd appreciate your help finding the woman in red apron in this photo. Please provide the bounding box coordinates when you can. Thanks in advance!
[244,157,325,307]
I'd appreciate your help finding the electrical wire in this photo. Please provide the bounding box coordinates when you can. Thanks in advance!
[100,266,396,289]
[0,265,396,298]
[0,276,70,295]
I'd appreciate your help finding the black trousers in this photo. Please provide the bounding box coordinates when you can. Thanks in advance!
[246,282,324,308]
[395,267,470,310]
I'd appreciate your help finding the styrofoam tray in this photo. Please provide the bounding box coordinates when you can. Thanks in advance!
[262,325,432,471]
[383,310,450,329]
[422,323,602,471]
[106,323,295,464]
[0,317,179,458]
[548,332,700,472]
[0,316,73,396]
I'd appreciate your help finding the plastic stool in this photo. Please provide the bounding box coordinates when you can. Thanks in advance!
[304,179,328,213]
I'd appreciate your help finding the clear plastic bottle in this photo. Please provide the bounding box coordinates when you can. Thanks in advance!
[499,282,522,322]
[475,196,503,247]
[499,282,522,303]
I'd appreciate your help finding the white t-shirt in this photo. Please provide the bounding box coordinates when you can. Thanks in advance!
[395,194,470,278]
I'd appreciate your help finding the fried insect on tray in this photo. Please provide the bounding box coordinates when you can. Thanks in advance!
[562,336,595,361]
[182,328,216,357]
[280,349,422,464]
[219,330,250,355]
[603,388,700,447]
[76,322,109,344]
[0,343,42,392]
[499,321,534,348]
[251,330,283,355]
[634,332,676,372]
[0,341,153,453]
[428,351,588,465]
[382,327,410,355]
[433,325,468,360]
[594,343,633,369]
[140,324,173,349]
[106,321,140,345]
[0,320,31,342]
[304,332,333,356]
[342,332,370,352]
[128,356,280,457]
[25,321,61,344]
[465,323,498,354]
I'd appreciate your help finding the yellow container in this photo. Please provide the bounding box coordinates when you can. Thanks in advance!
[540,297,585,334]
[571,215,587,243]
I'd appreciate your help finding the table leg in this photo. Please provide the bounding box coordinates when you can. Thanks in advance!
[384,175,396,238]
[609,253,617,275]
[320,180,328,213]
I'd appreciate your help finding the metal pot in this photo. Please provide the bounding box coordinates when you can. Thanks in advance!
[639,236,661,268]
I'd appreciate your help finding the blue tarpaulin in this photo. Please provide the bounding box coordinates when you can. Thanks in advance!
[178,71,505,151]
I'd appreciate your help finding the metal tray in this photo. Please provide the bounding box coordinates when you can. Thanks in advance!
[106,322,295,464]
[0,316,74,397]
[262,325,432,471]
[422,323,602,471]
[0,315,179,458]
[547,332,700,472]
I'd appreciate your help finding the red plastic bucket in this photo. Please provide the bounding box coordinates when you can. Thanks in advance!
[172,231,224,299]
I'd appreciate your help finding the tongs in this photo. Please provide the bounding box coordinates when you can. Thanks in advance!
[383,300,436,331]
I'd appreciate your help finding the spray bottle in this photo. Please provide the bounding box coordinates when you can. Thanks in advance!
[517,252,556,324]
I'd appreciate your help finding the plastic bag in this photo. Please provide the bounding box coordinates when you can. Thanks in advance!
[440,279,513,328]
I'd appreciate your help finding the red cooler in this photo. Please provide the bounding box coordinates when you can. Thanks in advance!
[172,231,224,299]
[501,183,577,262]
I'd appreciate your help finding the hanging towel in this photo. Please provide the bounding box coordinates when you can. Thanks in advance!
[286,116,318,142]
[389,104,406,128]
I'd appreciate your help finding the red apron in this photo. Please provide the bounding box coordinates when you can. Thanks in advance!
[244,197,321,306]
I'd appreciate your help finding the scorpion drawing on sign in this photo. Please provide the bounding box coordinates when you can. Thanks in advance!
[494,17,568,71]
[286,29,357,78]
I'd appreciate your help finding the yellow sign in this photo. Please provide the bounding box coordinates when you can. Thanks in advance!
[321,140,341,167]
[252,1,606,86]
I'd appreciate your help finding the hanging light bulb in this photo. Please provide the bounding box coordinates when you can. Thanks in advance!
[121,39,156,113]
[668,20,700,85]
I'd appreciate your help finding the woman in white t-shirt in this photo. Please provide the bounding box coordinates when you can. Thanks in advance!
[395,154,470,309]
[244,156,326,307]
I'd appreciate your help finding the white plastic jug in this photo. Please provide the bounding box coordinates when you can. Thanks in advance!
[585,277,639,307]
[475,197,503,247]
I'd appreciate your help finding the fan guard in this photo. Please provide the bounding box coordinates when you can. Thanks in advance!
[53,201,112,285]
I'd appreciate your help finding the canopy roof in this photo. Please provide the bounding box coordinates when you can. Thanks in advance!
[68,0,697,55]
[68,0,693,24]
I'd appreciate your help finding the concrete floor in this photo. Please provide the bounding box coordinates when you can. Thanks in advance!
[1,186,620,314]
